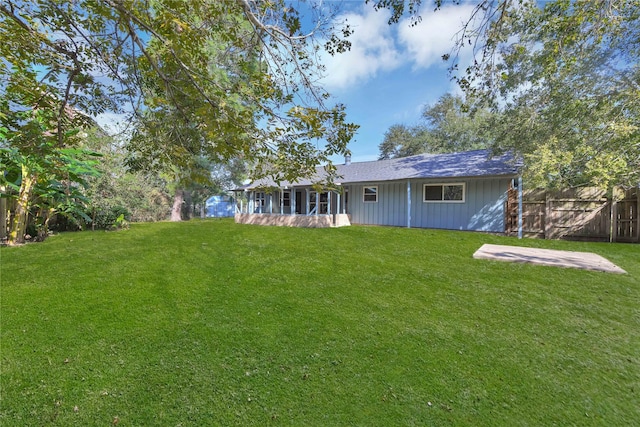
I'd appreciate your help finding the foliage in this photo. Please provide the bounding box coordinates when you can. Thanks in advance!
[0,106,100,243]
[372,1,640,189]
[479,1,640,189]
[378,94,493,159]
[1,0,359,235]
[1,220,639,425]
[378,123,428,159]
[82,128,172,227]
[1,0,358,183]
[0,0,357,237]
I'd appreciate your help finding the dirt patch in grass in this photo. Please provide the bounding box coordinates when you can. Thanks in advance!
[473,243,627,274]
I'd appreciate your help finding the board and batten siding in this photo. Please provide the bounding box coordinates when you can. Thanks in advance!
[348,177,511,232]
[347,182,408,227]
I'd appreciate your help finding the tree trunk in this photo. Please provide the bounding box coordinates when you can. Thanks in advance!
[171,189,184,221]
[35,207,54,242]
[182,190,192,220]
[8,164,36,245]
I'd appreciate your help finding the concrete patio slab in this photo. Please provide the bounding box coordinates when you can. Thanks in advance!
[473,244,627,274]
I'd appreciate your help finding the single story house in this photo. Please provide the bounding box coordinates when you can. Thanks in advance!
[234,149,522,233]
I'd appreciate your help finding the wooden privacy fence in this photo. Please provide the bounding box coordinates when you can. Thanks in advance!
[505,187,639,243]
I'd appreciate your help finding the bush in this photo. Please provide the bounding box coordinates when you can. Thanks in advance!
[90,205,131,230]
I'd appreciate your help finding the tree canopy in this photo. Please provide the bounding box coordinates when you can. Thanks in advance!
[378,94,493,160]
[373,0,640,189]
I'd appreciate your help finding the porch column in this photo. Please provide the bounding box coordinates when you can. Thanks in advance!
[328,191,331,216]
[306,189,310,215]
[291,187,295,216]
[337,191,341,217]
[249,191,254,213]
[280,189,284,214]
[407,180,411,228]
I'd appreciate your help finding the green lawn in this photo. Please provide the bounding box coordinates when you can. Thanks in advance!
[1,219,639,426]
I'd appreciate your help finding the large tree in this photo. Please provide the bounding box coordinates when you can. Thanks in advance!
[1,0,358,242]
[378,123,428,160]
[372,0,640,189]
[378,94,494,159]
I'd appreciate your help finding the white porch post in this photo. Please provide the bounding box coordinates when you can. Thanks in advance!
[280,189,284,214]
[306,189,310,215]
[291,187,295,215]
[269,192,273,214]
[337,191,341,216]
[407,180,411,228]
[328,191,331,216]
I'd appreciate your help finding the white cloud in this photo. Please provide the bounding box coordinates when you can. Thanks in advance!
[397,2,477,70]
[319,3,478,91]
[320,6,401,90]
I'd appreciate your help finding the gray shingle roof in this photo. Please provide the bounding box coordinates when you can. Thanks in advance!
[243,149,519,189]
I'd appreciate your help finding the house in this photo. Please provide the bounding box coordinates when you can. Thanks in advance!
[234,149,521,233]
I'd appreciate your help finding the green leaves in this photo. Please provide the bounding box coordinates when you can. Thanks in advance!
[442,0,640,189]
[378,94,494,160]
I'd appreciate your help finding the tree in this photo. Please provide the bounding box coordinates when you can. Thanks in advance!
[1,0,358,241]
[82,128,172,229]
[378,94,494,159]
[420,94,493,154]
[378,124,428,159]
[371,0,640,189]
[0,104,99,244]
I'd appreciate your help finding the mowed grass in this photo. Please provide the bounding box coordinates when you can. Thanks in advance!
[1,219,639,426]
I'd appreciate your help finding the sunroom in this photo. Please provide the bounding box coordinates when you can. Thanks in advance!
[233,185,351,228]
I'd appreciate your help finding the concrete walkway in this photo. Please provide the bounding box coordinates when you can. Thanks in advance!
[473,244,627,274]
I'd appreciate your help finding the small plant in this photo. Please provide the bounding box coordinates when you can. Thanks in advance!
[112,213,129,230]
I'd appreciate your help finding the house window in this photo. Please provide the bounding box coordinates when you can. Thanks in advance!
[423,183,465,203]
[255,192,265,207]
[310,191,329,214]
[363,186,378,203]
[282,191,291,207]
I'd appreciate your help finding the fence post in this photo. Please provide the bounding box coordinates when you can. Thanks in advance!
[611,192,617,243]
[636,189,640,243]
[518,176,523,239]
[544,193,551,239]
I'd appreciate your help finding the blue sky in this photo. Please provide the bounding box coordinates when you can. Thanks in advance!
[318,1,477,162]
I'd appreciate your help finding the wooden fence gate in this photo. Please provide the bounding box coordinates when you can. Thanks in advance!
[506,187,639,243]
[613,188,639,242]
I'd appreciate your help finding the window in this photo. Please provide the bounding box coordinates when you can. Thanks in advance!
[423,183,465,202]
[310,191,329,214]
[363,186,378,203]
[255,192,265,207]
[282,191,291,207]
